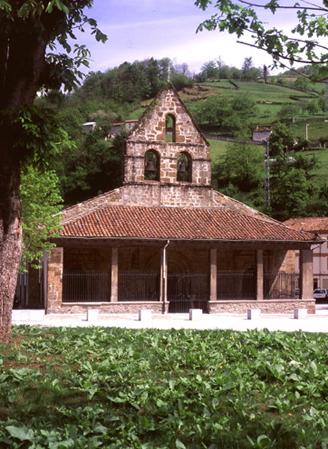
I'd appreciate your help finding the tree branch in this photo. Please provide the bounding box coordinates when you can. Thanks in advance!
[237,0,328,12]
[237,40,327,64]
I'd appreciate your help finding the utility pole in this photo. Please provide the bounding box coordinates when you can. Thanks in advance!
[305,123,309,141]
[264,140,270,209]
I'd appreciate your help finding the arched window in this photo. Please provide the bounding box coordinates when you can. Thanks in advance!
[165,114,176,142]
[177,152,192,182]
[144,150,160,181]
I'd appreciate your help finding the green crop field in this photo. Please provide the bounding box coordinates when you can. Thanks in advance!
[1,326,328,449]
[182,80,326,134]
[128,80,327,141]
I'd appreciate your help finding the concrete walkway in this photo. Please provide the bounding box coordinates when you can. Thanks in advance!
[12,305,328,333]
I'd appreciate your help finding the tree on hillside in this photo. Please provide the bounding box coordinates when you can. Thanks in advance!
[214,141,264,207]
[268,122,295,157]
[268,124,318,219]
[196,1,328,80]
[0,0,106,342]
[191,94,257,134]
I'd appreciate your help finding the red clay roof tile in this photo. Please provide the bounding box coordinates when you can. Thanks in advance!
[61,205,316,242]
[284,217,328,233]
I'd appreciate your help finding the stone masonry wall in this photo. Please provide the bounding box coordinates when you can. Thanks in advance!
[47,248,63,313]
[124,141,211,186]
[209,300,315,314]
[123,88,212,206]
[55,302,163,314]
[129,89,206,145]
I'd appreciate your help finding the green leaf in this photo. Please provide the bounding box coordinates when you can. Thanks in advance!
[175,439,186,449]
[6,425,34,441]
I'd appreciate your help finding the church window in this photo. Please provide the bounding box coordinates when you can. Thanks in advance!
[144,150,160,181]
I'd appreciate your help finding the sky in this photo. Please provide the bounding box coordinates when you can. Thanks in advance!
[79,0,318,74]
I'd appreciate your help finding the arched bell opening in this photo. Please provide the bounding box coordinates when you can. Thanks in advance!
[144,150,160,181]
[177,151,192,183]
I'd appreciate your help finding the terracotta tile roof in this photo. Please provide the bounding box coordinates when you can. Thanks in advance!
[284,217,328,233]
[61,205,316,242]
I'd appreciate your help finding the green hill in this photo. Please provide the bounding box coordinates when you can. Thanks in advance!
[127,79,327,142]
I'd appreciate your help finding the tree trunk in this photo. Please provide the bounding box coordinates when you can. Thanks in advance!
[0,147,22,343]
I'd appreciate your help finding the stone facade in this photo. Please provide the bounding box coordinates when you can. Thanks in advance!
[209,300,315,314]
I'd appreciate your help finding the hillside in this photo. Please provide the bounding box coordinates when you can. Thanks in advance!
[132,80,327,141]
[47,70,328,217]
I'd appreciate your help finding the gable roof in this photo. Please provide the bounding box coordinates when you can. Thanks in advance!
[61,205,317,243]
[284,217,328,233]
[128,85,209,146]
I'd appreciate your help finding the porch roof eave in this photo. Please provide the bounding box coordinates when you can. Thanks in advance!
[53,235,319,248]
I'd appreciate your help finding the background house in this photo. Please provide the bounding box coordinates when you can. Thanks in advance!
[285,217,328,290]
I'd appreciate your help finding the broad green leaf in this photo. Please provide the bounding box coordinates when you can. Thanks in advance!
[6,425,34,441]
[176,439,186,449]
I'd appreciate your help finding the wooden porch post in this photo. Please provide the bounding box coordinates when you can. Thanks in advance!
[111,247,118,302]
[210,248,217,301]
[300,248,313,299]
[256,249,264,300]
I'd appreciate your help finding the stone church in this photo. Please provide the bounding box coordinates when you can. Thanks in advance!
[47,87,318,314]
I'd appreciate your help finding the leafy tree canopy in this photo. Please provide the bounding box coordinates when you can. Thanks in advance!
[196,0,328,80]
[20,167,63,269]
[0,0,107,341]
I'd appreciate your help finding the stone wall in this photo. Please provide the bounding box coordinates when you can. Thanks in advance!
[48,299,315,315]
[55,301,164,314]
[47,248,63,313]
[129,89,206,145]
[124,142,211,186]
[209,299,315,314]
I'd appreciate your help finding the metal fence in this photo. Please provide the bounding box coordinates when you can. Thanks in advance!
[264,272,298,299]
[217,271,256,300]
[63,272,110,302]
[118,272,160,301]
[14,272,29,308]
[168,273,209,313]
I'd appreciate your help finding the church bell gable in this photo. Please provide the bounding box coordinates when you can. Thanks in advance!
[124,88,211,187]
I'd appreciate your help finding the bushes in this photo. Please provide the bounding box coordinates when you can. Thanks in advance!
[1,327,328,448]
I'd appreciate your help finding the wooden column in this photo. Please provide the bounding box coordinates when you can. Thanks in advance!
[300,248,313,299]
[256,249,264,300]
[210,248,217,301]
[111,247,118,302]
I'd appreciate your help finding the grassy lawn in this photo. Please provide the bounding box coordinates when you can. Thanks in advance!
[1,326,328,449]
[291,116,328,140]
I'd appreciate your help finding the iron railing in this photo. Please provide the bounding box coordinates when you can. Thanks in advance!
[118,272,160,301]
[63,272,110,302]
[14,272,29,308]
[217,271,256,300]
[168,273,209,313]
[264,272,298,299]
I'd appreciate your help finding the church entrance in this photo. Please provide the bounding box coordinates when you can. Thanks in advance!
[167,247,209,313]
